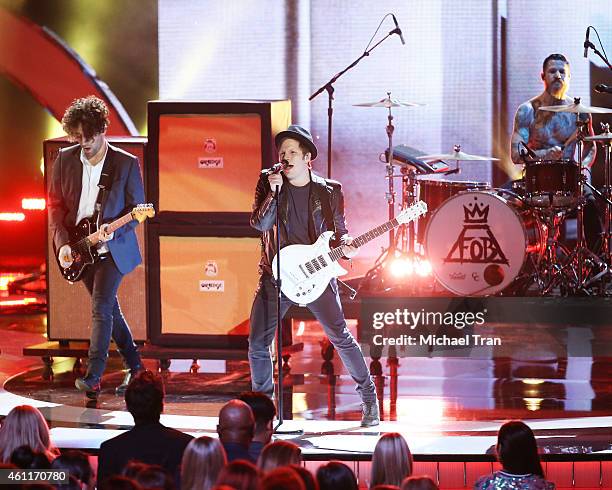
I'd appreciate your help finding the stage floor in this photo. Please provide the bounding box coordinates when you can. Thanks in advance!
[1,311,611,459]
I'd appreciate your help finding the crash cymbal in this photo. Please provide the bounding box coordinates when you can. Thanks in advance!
[584,132,612,142]
[539,101,612,114]
[420,149,500,162]
[353,96,423,108]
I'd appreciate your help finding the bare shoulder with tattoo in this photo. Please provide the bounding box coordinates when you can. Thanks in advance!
[510,100,535,164]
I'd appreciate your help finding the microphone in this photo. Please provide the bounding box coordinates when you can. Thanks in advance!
[584,26,591,58]
[391,14,406,45]
[262,160,288,176]
[595,83,612,94]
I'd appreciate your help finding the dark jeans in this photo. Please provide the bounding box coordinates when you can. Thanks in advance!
[248,275,376,403]
[81,255,141,382]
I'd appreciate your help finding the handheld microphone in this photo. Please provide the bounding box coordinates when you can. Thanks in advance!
[595,83,612,94]
[262,160,288,176]
[584,27,591,58]
[391,14,406,45]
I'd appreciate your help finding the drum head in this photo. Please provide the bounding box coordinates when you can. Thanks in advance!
[425,190,527,296]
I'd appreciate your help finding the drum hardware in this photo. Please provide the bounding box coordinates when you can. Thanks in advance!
[584,124,612,292]
[538,98,610,294]
[355,93,427,293]
[421,145,501,175]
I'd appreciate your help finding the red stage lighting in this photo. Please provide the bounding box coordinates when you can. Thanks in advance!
[21,198,46,210]
[0,212,25,221]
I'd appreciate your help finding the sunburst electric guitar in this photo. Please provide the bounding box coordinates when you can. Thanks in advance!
[58,204,155,282]
[272,201,427,304]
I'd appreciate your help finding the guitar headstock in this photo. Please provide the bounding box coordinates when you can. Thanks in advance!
[132,203,155,223]
[397,200,427,224]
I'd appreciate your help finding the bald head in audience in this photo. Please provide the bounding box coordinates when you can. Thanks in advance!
[217,400,255,446]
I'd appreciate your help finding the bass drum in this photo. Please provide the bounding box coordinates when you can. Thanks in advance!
[424,190,546,296]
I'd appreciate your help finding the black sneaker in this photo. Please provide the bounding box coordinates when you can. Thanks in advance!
[75,377,101,399]
[361,399,380,427]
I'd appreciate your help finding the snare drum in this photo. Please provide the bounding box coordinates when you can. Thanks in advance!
[425,190,546,296]
[416,176,490,244]
[524,159,579,208]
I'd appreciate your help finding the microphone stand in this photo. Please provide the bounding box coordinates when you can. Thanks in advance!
[273,183,303,435]
[310,28,403,179]
[585,41,612,70]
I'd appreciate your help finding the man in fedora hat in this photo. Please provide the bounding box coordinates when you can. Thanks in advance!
[248,124,379,427]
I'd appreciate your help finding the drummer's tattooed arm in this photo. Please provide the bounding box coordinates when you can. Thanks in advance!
[579,115,597,167]
[511,102,537,164]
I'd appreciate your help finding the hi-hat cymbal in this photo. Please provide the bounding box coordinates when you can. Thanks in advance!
[584,132,612,142]
[353,96,423,108]
[539,101,612,114]
[420,149,500,162]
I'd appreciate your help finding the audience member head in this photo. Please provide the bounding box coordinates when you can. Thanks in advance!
[0,405,58,463]
[51,449,94,489]
[258,440,302,473]
[316,461,357,490]
[124,462,174,490]
[496,420,544,477]
[289,464,318,490]
[181,436,227,490]
[9,445,51,469]
[401,476,438,490]
[99,475,142,490]
[262,466,305,490]
[217,399,255,446]
[371,432,413,488]
[125,370,164,425]
[238,391,276,444]
[216,459,262,490]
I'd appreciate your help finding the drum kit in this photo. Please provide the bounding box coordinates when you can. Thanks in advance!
[356,94,612,297]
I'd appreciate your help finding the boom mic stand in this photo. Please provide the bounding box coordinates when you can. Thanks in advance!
[273,183,303,435]
[310,18,404,178]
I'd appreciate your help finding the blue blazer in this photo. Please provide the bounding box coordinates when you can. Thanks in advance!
[48,143,145,275]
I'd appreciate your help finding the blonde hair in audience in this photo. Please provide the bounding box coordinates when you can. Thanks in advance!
[370,432,413,488]
[181,436,227,490]
[0,405,59,463]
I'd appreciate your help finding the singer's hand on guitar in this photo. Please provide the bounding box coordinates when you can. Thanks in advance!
[98,224,114,242]
[58,244,73,268]
[268,173,283,191]
[342,236,359,259]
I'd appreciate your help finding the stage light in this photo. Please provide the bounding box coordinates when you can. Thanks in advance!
[0,273,24,291]
[0,297,37,307]
[522,378,545,385]
[0,212,25,221]
[416,259,432,277]
[523,397,543,411]
[296,320,306,336]
[389,257,413,277]
[22,198,46,210]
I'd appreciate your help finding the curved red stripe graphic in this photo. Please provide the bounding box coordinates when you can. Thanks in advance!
[0,7,137,135]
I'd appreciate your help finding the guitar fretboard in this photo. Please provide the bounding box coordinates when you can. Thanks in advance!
[328,217,400,262]
[87,212,133,245]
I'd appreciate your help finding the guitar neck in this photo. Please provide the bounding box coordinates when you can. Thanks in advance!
[86,212,133,245]
[328,217,400,262]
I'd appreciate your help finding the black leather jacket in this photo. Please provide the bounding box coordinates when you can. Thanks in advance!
[250,171,349,276]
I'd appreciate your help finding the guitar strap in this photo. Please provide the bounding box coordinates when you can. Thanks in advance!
[93,146,117,228]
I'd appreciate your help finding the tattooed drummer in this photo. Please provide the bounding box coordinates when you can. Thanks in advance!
[511,53,596,165]
[511,53,601,251]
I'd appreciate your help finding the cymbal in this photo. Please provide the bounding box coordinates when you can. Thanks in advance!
[353,96,423,108]
[420,150,500,162]
[539,101,612,114]
[584,132,612,142]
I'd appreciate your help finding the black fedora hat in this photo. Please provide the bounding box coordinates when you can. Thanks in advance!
[275,125,318,160]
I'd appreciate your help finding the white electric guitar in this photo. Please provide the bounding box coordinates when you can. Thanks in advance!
[272,201,427,304]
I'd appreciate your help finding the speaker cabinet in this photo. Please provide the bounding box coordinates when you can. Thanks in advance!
[146,100,290,346]
[44,136,148,341]
[147,230,261,347]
